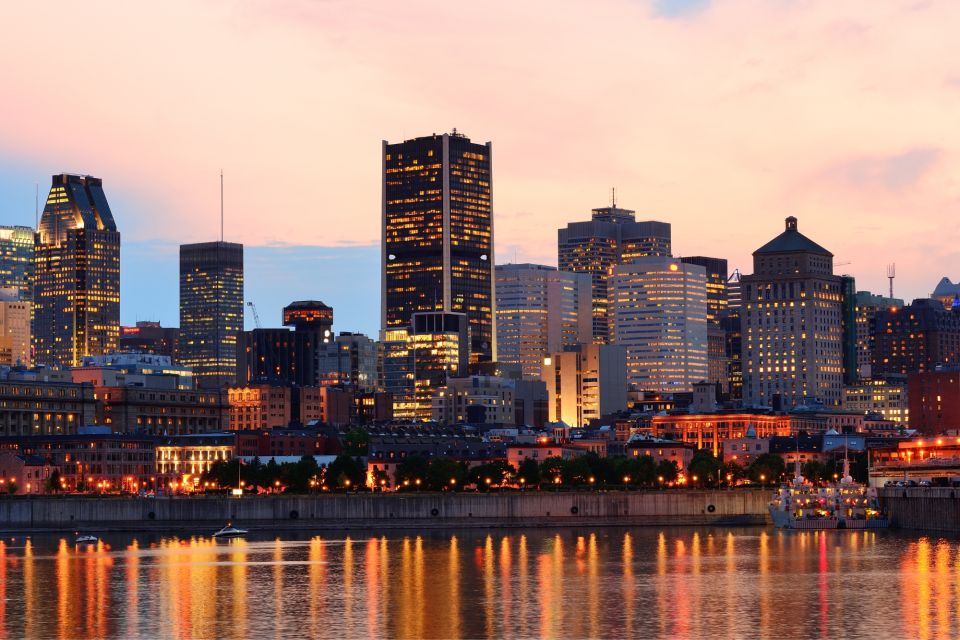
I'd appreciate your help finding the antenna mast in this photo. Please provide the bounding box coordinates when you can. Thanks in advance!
[220,170,224,242]
[611,187,616,208]
[887,263,896,299]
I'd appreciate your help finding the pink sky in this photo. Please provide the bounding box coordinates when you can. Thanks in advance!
[1,0,959,303]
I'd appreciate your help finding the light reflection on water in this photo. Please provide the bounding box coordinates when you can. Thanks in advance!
[0,527,956,639]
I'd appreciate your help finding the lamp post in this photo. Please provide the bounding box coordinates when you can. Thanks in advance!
[623,475,630,491]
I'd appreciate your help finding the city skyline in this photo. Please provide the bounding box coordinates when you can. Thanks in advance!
[1,1,958,337]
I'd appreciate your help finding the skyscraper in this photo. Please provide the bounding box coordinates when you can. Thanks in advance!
[0,291,30,366]
[179,242,243,388]
[852,290,902,379]
[682,256,729,390]
[740,217,843,408]
[558,204,671,343]
[495,263,591,379]
[541,343,627,427]
[0,226,35,301]
[872,299,960,377]
[381,131,494,363]
[609,257,708,392]
[33,174,120,367]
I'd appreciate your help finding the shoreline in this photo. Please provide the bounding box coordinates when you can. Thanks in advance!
[0,489,771,533]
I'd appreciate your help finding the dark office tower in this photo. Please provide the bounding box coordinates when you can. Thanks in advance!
[381,131,494,364]
[119,321,179,358]
[683,256,729,390]
[0,226,35,301]
[33,174,120,367]
[840,275,858,386]
[179,242,243,388]
[558,204,671,343]
[724,269,743,400]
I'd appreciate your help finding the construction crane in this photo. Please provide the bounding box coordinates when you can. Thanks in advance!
[247,301,262,329]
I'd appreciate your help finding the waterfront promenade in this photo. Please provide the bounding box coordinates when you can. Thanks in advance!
[0,489,770,533]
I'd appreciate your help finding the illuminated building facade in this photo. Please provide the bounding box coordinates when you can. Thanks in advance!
[610,257,708,392]
[871,298,960,377]
[33,174,120,367]
[843,378,908,426]
[741,217,843,408]
[382,132,495,363]
[494,263,591,379]
[652,411,792,456]
[852,290,901,380]
[0,226,34,301]
[155,433,235,485]
[682,256,728,390]
[94,385,226,435]
[282,300,333,338]
[317,331,378,391]
[724,269,744,400]
[0,380,96,436]
[179,241,244,388]
[558,204,671,344]
[541,343,627,427]
[0,296,31,366]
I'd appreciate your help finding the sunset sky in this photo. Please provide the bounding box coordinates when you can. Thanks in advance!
[1,0,958,336]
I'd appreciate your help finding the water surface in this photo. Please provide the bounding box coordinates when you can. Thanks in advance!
[0,527,955,639]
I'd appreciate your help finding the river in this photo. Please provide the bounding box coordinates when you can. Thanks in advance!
[0,526,955,639]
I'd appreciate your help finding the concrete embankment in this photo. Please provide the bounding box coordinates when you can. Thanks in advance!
[0,490,770,533]
[879,487,960,533]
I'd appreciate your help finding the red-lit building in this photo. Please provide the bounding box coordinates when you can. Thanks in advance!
[908,370,960,435]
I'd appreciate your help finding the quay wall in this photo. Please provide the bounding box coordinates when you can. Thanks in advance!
[0,490,770,532]
[879,487,960,533]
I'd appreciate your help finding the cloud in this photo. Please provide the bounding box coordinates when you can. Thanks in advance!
[653,0,710,18]
[826,147,942,191]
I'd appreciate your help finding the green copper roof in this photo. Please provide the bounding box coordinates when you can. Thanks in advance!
[753,216,832,256]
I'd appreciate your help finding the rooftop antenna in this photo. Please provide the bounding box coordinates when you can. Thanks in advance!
[887,263,896,299]
[611,187,616,208]
[220,170,224,242]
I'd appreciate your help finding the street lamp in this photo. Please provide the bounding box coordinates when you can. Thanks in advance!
[760,473,766,486]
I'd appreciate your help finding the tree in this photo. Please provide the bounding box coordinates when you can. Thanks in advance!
[7,481,17,495]
[426,458,467,491]
[688,450,724,487]
[395,455,430,489]
[344,429,370,456]
[369,466,390,491]
[283,455,320,493]
[560,456,591,485]
[540,457,565,484]
[723,461,746,485]
[45,470,63,493]
[656,459,679,485]
[802,460,825,485]
[580,452,613,485]
[517,459,541,487]
[467,460,515,490]
[326,455,365,489]
[748,454,785,485]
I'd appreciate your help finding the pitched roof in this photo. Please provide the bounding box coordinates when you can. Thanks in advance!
[753,217,832,257]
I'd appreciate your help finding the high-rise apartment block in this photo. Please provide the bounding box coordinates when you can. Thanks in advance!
[872,299,960,377]
[0,294,31,366]
[179,242,243,388]
[558,204,670,343]
[382,132,494,363]
[852,291,902,380]
[0,226,34,302]
[541,343,627,427]
[33,174,120,367]
[741,217,843,408]
[610,257,708,392]
[495,264,591,379]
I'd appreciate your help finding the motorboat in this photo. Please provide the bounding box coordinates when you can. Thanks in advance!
[75,534,99,544]
[212,523,248,538]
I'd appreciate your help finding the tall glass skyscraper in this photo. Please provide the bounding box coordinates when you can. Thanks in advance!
[495,263,591,379]
[558,205,671,344]
[609,256,708,392]
[33,174,120,367]
[179,242,243,388]
[0,226,35,301]
[381,131,494,363]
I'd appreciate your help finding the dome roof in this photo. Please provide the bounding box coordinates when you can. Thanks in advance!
[753,217,832,257]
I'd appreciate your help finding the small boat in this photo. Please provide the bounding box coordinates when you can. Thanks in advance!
[75,534,99,544]
[212,524,248,538]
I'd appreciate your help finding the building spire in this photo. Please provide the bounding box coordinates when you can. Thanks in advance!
[611,187,616,208]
